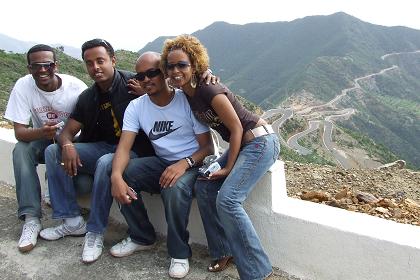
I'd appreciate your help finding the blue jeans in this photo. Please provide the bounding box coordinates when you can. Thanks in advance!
[86,151,137,234]
[119,156,198,259]
[13,139,53,219]
[45,142,117,219]
[195,134,280,280]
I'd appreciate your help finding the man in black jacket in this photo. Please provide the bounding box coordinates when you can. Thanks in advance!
[39,39,154,244]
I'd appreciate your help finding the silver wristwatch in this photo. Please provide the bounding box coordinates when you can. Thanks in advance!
[185,156,195,168]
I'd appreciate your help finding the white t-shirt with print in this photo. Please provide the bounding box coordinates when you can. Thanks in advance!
[123,89,209,161]
[5,74,87,130]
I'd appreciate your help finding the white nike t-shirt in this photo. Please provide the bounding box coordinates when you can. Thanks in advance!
[123,89,209,161]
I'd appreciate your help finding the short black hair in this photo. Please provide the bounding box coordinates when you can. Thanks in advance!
[27,44,56,65]
[81,39,114,60]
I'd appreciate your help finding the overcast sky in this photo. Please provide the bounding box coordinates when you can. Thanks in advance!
[2,0,420,51]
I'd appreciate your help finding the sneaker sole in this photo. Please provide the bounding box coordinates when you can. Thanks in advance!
[169,271,189,279]
[82,254,101,264]
[110,243,155,258]
[18,243,34,253]
[40,232,87,241]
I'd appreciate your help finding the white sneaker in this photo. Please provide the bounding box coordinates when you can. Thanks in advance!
[110,237,154,257]
[82,232,104,264]
[40,221,86,241]
[18,221,42,252]
[169,258,189,279]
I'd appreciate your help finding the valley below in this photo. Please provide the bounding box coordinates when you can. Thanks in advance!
[266,49,420,170]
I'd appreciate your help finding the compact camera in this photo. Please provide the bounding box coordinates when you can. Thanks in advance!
[54,121,65,128]
[198,161,221,177]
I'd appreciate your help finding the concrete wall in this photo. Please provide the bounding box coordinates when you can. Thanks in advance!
[0,127,18,184]
[1,127,420,280]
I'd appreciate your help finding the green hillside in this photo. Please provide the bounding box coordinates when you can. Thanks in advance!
[340,55,420,168]
[0,50,27,113]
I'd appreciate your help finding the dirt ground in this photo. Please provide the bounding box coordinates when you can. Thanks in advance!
[285,161,420,226]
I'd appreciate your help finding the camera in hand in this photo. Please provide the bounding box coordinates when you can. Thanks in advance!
[199,161,221,177]
[54,121,65,128]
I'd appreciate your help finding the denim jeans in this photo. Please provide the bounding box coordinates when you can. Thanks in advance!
[13,139,53,219]
[86,151,137,234]
[45,142,117,219]
[119,156,198,259]
[195,133,280,280]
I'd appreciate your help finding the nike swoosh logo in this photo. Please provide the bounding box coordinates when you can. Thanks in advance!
[148,126,181,140]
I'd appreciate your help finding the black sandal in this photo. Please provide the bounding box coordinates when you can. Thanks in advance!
[208,256,233,272]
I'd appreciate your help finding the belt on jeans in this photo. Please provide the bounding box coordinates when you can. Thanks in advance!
[242,124,275,145]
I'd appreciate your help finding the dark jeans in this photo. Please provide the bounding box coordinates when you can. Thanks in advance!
[120,156,199,259]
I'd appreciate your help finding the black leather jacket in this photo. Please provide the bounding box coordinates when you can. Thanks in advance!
[70,69,154,157]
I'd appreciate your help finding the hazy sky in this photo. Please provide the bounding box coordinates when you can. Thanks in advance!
[2,0,420,51]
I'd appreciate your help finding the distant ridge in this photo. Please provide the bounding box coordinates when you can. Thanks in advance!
[0,33,81,60]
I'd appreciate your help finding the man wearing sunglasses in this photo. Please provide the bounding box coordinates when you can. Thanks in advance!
[39,40,216,265]
[4,44,88,253]
[107,52,213,278]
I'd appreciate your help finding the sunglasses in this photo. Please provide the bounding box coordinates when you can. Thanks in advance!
[166,61,191,71]
[134,68,162,81]
[98,39,111,49]
[28,62,56,71]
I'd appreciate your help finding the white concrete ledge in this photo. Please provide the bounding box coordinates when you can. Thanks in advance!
[269,196,420,279]
[1,127,419,280]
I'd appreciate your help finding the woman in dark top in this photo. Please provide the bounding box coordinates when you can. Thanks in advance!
[161,34,280,280]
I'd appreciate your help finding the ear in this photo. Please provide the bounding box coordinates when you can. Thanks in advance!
[27,65,32,74]
[111,56,116,67]
[192,62,198,74]
[53,61,59,73]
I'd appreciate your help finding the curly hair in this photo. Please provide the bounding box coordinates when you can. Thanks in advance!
[161,34,209,76]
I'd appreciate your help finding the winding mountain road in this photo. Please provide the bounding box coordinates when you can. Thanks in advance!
[212,49,419,168]
[279,50,417,167]
[287,121,320,155]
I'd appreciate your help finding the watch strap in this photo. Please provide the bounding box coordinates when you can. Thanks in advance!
[185,156,195,168]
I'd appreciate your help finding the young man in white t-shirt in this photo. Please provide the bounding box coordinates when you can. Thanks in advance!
[4,44,87,253]
[80,52,213,278]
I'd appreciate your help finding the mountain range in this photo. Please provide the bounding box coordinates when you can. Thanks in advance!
[0,12,419,168]
[139,12,420,169]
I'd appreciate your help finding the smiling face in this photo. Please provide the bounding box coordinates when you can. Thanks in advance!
[166,49,194,89]
[83,46,116,91]
[27,50,58,91]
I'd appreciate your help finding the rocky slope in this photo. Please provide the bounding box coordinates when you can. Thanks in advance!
[285,161,420,226]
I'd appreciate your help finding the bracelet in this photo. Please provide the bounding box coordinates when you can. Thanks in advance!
[62,143,74,148]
